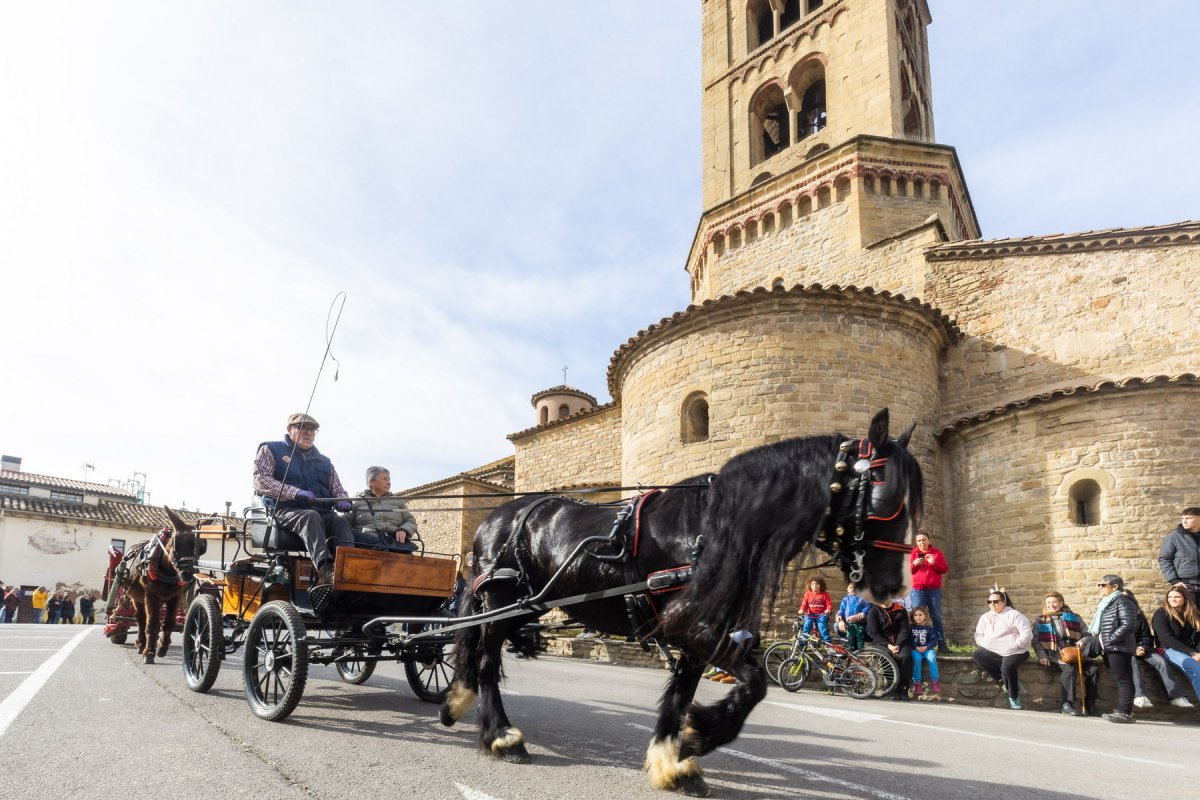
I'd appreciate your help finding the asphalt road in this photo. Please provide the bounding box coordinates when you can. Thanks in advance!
[1,623,1196,800]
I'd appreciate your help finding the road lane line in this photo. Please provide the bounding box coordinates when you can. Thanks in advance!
[882,718,1184,769]
[454,782,503,800]
[0,627,95,737]
[627,723,914,800]
[0,672,34,675]
[763,700,887,722]
[0,649,64,652]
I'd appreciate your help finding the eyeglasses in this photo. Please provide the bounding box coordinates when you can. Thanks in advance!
[987,599,1003,605]
[1096,582,1109,587]
[289,425,318,433]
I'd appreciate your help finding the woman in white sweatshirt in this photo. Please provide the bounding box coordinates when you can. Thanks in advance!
[972,589,1033,709]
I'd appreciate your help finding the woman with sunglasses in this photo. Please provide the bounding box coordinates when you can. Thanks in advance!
[1085,574,1139,723]
[972,589,1032,709]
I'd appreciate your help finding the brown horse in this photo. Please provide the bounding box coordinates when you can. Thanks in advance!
[123,508,202,664]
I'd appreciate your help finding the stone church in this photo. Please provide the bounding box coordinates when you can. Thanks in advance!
[403,0,1200,640]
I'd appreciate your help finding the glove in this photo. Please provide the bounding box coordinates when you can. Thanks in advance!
[295,490,317,503]
[335,500,352,512]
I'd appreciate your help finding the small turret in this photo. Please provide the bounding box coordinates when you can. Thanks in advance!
[531,385,598,426]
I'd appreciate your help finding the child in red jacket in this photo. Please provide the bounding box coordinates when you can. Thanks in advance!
[800,577,833,641]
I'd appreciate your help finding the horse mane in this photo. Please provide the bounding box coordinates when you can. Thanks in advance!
[659,434,842,661]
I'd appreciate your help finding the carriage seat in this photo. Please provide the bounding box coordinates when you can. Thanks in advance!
[245,504,308,553]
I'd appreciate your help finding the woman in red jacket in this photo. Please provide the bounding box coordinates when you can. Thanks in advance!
[909,530,950,653]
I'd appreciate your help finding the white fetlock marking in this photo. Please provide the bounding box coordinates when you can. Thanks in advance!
[490,726,525,754]
[446,683,477,721]
[643,736,703,790]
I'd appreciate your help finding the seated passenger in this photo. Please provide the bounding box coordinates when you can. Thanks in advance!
[252,412,354,585]
[348,466,419,553]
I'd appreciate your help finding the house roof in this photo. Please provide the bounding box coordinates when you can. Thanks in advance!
[0,495,240,531]
[530,385,599,407]
[937,373,1200,435]
[507,401,619,441]
[925,220,1200,261]
[0,469,138,499]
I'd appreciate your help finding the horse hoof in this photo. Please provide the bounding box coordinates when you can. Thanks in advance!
[676,775,710,797]
[499,749,531,765]
[439,706,457,727]
[143,654,156,665]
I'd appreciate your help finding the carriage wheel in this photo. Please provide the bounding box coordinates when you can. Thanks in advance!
[761,642,792,685]
[404,628,456,703]
[243,601,309,721]
[837,662,878,700]
[855,646,899,698]
[333,645,376,685]
[182,594,224,693]
[779,656,811,693]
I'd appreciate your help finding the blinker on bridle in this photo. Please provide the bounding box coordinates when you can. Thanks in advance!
[815,437,909,582]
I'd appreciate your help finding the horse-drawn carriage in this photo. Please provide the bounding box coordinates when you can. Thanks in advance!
[178,507,462,721]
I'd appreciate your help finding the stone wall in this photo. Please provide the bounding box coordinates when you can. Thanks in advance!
[930,241,1200,424]
[512,406,622,492]
[407,479,499,566]
[938,387,1200,639]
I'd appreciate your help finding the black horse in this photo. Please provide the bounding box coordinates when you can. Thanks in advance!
[440,409,923,796]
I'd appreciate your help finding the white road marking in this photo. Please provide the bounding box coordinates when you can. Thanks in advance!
[763,700,887,722]
[0,627,95,737]
[0,649,64,652]
[0,672,34,675]
[454,782,503,800]
[627,723,914,800]
[882,718,1185,769]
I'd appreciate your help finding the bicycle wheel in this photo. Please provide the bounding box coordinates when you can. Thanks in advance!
[779,656,811,692]
[838,662,877,700]
[761,642,792,685]
[856,646,899,698]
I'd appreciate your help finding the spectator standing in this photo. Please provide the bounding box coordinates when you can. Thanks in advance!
[1,587,20,623]
[909,606,940,698]
[799,578,833,641]
[866,598,913,701]
[31,586,48,624]
[909,530,950,654]
[1158,507,1200,594]
[835,582,870,651]
[1086,574,1139,724]
[972,589,1032,709]
[1126,588,1192,709]
[59,593,75,624]
[1031,591,1098,715]
[1151,586,1200,705]
[46,590,62,624]
[78,593,96,625]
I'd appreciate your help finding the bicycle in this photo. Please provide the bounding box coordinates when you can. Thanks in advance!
[778,635,877,699]
[762,622,899,698]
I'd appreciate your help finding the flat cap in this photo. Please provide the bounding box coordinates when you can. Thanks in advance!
[287,412,320,430]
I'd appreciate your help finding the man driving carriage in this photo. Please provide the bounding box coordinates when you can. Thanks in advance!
[253,412,354,586]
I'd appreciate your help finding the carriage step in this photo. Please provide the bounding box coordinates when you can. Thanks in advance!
[309,584,335,615]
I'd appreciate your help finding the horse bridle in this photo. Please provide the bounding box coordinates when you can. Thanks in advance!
[813,438,910,582]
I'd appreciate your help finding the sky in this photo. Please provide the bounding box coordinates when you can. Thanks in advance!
[1,1,1197,514]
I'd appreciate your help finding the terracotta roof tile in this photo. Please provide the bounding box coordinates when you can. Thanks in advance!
[529,385,599,406]
[0,469,138,498]
[507,401,619,441]
[0,495,238,530]
[926,220,1200,260]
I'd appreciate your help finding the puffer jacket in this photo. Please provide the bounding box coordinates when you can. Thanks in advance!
[1158,525,1200,584]
[348,491,418,538]
[1095,593,1139,654]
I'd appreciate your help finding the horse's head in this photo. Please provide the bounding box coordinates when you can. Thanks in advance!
[162,507,205,577]
[825,408,924,605]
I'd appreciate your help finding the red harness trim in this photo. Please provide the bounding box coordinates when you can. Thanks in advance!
[630,489,661,558]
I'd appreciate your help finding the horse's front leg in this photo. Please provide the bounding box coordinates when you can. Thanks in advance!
[476,620,529,763]
[157,594,180,657]
[132,592,148,655]
[679,656,768,760]
[644,652,708,797]
[143,596,163,664]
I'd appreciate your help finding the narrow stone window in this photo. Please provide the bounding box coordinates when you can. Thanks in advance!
[1069,479,1102,525]
[750,84,791,165]
[557,403,571,420]
[781,0,801,31]
[799,79,826,139]
[540,406,549,425]
[748,0,774,51]
[681,392,710,444]
[807,0,824,11]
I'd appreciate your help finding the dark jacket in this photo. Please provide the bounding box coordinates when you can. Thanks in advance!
[260,440,334,512]
[1159,525,1200,585]
[1151,607,1200,657]
[1096,593,1138,654]
[865,602,910,648]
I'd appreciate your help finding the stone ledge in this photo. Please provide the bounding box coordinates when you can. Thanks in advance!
[542,637,1197,721]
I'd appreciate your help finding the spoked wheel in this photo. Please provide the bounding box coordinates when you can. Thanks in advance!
[761,642,792,685]
[182,594,224,693]
[836,662,877,700]
[856,646,900,698]
[405,627,456,703]
[333,645,377,685]
[779,656,811,693]
[243,601,309,721]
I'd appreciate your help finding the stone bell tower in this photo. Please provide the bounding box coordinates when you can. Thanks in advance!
[687,0,979,304]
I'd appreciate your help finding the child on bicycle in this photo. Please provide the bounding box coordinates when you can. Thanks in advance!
[836,581,870,650]
[910,605,941,698]
[800,577,833,641]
